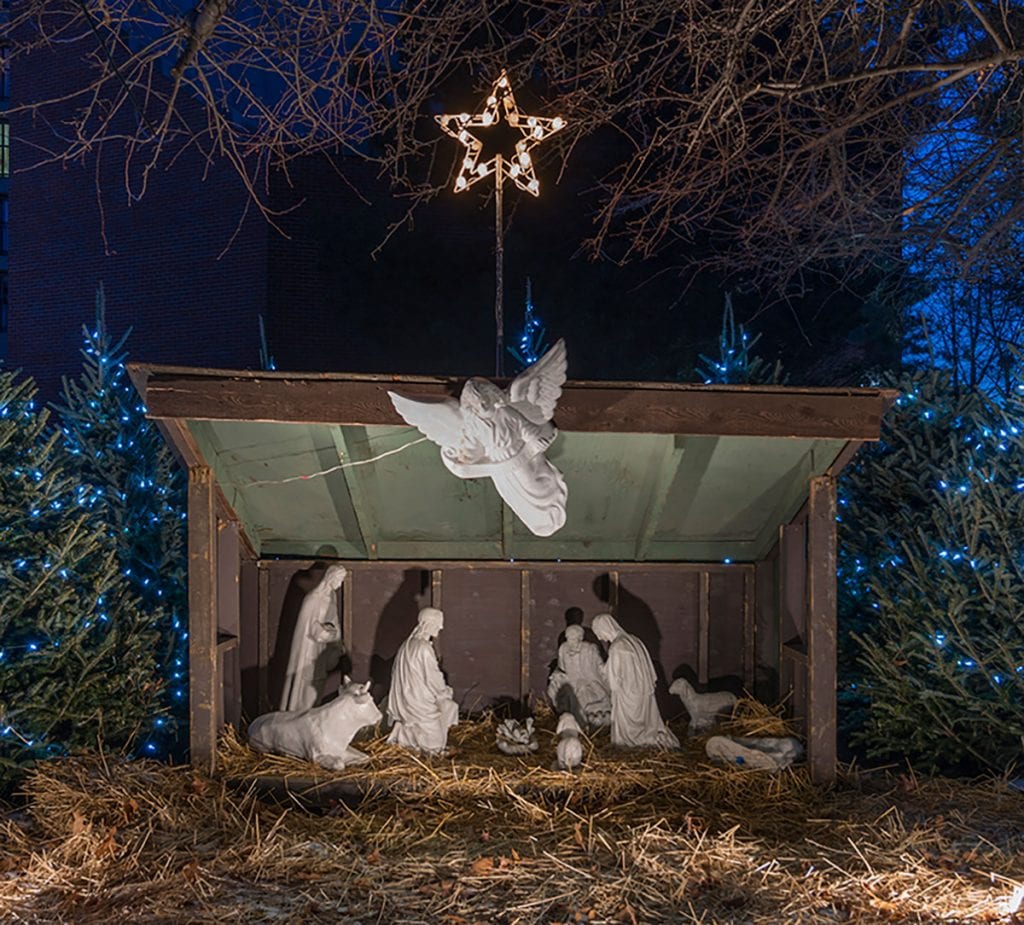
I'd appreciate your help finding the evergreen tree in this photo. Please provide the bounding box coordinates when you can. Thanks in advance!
[838,370,1024,772]
[51,288,188,751]
[507,279,550,372]
[695,293,785,385]
[0,370,166,788]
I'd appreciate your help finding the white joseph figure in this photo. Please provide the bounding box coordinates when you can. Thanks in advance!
[547,624,611,727]
[591,613,680,750]
[280,563,347,712]
[387,607,459,755]
[388,339,568,537]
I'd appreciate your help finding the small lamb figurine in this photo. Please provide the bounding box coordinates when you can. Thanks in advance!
[669,677,738,735]
[554,711,583,771]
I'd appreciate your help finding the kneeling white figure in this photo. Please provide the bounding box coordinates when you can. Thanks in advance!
[387,607,459,755]
[248,678,381,770]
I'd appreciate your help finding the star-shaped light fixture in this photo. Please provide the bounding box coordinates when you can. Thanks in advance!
[435,71,565,197]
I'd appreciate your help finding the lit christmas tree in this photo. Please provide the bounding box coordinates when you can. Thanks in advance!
[695,293,785,385]
[51,287,188,753]
[0,370,166,788]
[507,278,550,372]
[839,370,1024,771]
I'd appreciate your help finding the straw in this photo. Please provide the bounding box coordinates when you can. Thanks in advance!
[2,712,1023,923]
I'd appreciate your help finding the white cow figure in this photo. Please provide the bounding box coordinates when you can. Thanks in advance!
[248,678,382,770]
[669,677,738,736]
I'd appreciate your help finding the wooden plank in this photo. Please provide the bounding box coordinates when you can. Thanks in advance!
[807,475,838,784]
[742,568,755,691]
[698,571,710,685]
[256,557,751,573]
[609,570,619,616]
[431,569,443,609]
[343,569,354,662]
[188,466,219,774]
[635,437,688,559]
[187,421,262,557]
[826,439,865,477]
[258,564,270,714]
[138,369,895,440]
[519,570,530,703]
[330,425,380,559]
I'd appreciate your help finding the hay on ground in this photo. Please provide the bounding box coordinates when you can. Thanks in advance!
[2,712,1023,924]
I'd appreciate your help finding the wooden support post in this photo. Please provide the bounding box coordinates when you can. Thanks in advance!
[698,570,710,685]
[742,567,755,692]
[343,568,354,659]
[608,570,619,615]
[431,569,443,609]
[188,465,218,774]
[807,475,838,784]
[520,570,531,704]
[257,564,270,714]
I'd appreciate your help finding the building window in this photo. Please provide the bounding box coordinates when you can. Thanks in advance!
[0,121,8,178]
[0,195,8,256]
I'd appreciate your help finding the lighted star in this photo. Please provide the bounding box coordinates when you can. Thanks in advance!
[435,71,565,197]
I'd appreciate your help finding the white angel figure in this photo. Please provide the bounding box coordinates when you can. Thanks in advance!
[388,339,568,537]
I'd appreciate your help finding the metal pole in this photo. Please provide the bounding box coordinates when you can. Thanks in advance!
[495,152,505,377]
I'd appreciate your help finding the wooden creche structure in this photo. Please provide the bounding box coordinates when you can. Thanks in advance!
[129,364,896,783]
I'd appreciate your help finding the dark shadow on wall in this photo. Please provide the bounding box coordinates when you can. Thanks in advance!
[370,569,432,706]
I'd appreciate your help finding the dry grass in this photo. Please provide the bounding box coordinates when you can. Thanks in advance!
[2,709,1024,923]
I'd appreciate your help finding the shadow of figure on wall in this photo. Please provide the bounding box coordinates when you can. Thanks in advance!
[370,569,432,706]
[603,577,676,718]
[266,562,350,711]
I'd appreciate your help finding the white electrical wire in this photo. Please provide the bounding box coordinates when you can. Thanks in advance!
[245,436,429,487]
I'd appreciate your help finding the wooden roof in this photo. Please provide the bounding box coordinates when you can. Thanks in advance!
[129,364,897,563]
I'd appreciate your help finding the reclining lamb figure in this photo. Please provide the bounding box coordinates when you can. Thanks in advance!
[669,677,738,736]
[248,677,382,770]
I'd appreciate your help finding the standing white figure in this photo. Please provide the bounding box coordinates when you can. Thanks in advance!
[280,563,347,712]
[591,613,680,750]
[387,607,459,755]
[388,339,568,537]
[547,624,611,727]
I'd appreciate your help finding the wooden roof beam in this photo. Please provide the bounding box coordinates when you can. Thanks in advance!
[130,364,897,441]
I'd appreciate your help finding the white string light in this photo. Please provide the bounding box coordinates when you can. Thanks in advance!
[435,70,565,197]
[244,436,428,487]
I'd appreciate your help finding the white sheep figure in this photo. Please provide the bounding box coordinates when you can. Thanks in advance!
[555,711,583,771]
[669,677,738,735]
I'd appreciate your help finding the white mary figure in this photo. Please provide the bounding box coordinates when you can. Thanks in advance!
[386,607,459,755]
[547,624,611,727]
[280,564,347,712]
[388,339,568,537]
[592,613,680,750]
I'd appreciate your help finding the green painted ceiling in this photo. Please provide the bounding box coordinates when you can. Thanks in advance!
[189,419,847,563]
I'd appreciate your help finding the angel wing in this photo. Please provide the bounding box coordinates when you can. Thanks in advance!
[507,338,567,425]
[388,392,464,448]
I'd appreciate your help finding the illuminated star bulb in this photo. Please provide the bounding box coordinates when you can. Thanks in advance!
[463,157,474,169]
[476,163,489,177]
[482,111,494,126]
[519,152,531,167]
[509,163,521,178]
[528,179,539,193]
[487,96,497,106]
[533,126,544,139]
[498,75,508,88]
[552,116,564,130]
[455,175,468,190]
